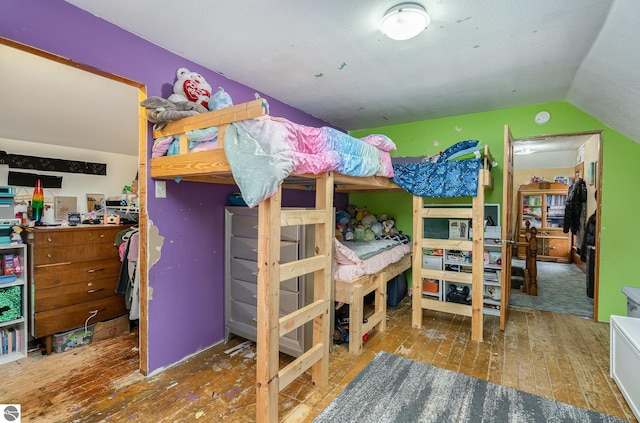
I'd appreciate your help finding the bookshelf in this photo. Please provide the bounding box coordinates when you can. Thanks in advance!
[516,182,571,263]
[0,243,28,364]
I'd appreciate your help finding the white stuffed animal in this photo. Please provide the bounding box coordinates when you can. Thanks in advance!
[168,67,212,110]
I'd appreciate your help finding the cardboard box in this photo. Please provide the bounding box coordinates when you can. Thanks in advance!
[93,315,130,341]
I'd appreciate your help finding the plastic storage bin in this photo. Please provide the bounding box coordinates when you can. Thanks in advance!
[387,273,407,307]
[53,324,95,353]
[622,286,640,318]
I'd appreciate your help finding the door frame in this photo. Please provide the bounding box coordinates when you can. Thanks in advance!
[1,37,150,372]
[507,129,602,321]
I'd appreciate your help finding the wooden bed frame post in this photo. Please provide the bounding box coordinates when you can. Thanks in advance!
[412,195,425,328]
[470,176,485,342]
[256,188,282,423]
[311,172,333,385]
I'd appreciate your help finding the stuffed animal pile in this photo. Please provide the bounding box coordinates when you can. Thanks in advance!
[335,205,404,243]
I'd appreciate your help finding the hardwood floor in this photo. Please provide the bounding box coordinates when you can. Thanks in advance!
[1,299,636,422]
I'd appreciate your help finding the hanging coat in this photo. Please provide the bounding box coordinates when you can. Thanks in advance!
[563,178,587,235]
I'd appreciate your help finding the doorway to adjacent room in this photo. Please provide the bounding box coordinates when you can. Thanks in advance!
[509,131,602,319]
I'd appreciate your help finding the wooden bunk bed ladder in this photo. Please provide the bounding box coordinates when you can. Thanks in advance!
[412,167,490,342]
[255,172,333,423]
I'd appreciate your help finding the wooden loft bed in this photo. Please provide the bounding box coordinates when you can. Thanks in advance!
[411,146,495,342]
[149,98,403,423]
[150,98,401,193]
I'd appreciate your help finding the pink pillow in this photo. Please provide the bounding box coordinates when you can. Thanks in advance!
[360,134,397,152]
[334,239,364,266]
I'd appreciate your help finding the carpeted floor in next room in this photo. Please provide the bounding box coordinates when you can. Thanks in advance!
[510,259,594,318]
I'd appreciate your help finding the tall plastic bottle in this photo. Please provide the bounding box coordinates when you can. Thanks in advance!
[32,179,44,223]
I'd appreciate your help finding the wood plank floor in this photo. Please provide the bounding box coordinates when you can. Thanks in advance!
[1,299,636,422]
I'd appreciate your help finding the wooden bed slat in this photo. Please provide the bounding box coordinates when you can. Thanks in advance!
[150,149,230,178]
[153,98,267,138]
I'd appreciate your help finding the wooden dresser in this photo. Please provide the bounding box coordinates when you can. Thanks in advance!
[28,225,129,354]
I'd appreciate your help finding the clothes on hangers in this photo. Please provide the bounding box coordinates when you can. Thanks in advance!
[115,226,140,320]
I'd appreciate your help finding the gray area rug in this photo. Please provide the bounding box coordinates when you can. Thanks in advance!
[509,259,593,318]
[314,351,626,423]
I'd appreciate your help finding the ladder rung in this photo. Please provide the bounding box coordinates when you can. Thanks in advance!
[280,209,328,227]
[421,239,473,251]
[421,208,473,219]
[279,299,326,337]
[278,343,323,391]
[279,255,328,282]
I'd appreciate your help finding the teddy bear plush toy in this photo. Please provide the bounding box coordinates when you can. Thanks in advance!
[168,67,212,110]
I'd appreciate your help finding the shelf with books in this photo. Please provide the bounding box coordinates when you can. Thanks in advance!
[517,182,571,263]
[0,243,28,365]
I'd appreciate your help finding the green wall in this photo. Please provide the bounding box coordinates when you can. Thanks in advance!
[350,102,640,322]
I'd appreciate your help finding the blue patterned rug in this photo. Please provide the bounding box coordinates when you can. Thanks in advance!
[314,351,626,423]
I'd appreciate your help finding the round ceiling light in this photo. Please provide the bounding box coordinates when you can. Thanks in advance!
[380,3,430,41]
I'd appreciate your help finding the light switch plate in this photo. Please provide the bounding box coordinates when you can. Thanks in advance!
[155,180,166,198]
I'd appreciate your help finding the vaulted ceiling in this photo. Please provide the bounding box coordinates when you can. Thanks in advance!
[64,0,640,144]
[2,1,639,159]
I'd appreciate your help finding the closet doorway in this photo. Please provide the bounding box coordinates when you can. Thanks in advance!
[0,38,148,373]
[510,131,602,320]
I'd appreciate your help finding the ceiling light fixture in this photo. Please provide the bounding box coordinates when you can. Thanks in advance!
[380,3,430,41]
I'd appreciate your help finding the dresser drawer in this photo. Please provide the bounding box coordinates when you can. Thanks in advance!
[33,295,127,338]
[228,299,298,342]
[231,214,299,241]
[34,258,121,289]
[230,236,298,262]
[33,231,75,247]
[35,276,120,312]
[229,278,299,314]
[35,243,119,265]
[230,257,298,292]
[34,227,121,247]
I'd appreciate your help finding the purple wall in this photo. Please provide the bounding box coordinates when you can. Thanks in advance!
[1,0,346,372]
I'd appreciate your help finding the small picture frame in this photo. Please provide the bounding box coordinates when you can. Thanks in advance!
[449,219,469,240]
[86,193,105,213]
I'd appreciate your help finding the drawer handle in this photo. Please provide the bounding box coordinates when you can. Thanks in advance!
[87,268,105,273]
[47,253,52,258]
[252,317,257,322]
[252,225,259,230]
[100,234,105,238]
[87,288,105,294]
[47,237,53,242]
[252,272,258,276]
